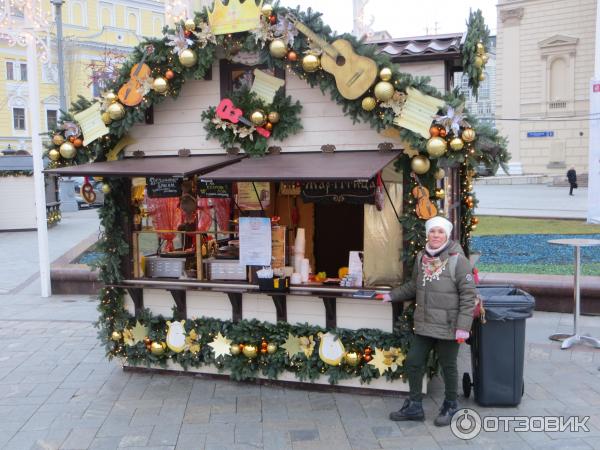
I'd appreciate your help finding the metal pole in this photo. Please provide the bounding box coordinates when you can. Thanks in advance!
[51,0,67,115]
[587,0,600,224]
[574,246,581,336]
[27,33,52,297]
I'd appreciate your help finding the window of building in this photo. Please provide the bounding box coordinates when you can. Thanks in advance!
[6,61,14,80]
[13,108,26,130]
[46,109,58,130]
[20,63,27,81]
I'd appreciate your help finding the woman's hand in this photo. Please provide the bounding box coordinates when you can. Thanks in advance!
[455,329,470,343]
[377,293,392,303]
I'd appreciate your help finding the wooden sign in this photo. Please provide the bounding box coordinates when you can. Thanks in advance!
[198,180,231,198]
[237,182,270,210]
[394,87,445,139]
[146,177,182,198]
[73,103,109,146]
[250,69,285,104]
[301,180,376,204]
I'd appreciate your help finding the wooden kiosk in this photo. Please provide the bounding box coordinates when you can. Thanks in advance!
[47,4,505,392]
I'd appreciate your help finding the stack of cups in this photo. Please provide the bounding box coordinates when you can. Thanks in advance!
[300,258,310,282]
[293,228,305,273]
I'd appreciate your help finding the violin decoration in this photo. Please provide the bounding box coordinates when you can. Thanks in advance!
[215,98,271,138]
[411,173,437,220]
[118,46,154,106]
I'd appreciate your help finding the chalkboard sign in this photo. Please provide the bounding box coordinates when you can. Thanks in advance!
[301,179,376,204]
[197,180,231,198]
[146,177,182,198]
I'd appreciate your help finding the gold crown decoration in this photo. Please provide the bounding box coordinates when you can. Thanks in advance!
[207,0,264,35]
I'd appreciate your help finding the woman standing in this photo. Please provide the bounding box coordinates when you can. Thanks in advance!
[381,216,476,426]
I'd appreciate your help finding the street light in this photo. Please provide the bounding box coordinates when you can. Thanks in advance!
[50,0,67,115]
[1,0,53,297]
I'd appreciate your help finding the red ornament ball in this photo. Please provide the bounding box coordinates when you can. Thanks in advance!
[165,69,175,80]
[184,30,192,38]
[287,51,298,62]
[269,15,276,24]
[265,122,273,131]
[439,128,447,138]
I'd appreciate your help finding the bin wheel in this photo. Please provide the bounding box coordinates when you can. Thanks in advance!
[462,372,472,398]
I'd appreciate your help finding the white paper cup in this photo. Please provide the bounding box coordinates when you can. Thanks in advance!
[291,273,302,284]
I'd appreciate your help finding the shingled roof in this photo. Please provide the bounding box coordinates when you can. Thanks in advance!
[373,32,464,63]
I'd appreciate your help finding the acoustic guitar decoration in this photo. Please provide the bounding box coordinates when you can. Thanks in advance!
[411,173,437,220]
[118,46,154,107]
[216,98,271,138]
[286,14,378,100]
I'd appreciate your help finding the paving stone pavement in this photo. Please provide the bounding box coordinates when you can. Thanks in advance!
[1,291,600,450]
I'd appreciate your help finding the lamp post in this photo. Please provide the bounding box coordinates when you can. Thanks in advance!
[588,1,600,224]
[1,0,53,297]
[50,0,67,115]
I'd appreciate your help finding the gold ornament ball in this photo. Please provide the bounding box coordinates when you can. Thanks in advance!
[52,134,65,146]
[267,111,280,124]
[482,54,489,64]
[474,56,484,68]
[302,54,320,72]
[101,183,111,194]
[426,136,448,158]
[266,343,277,354]
[105,92,118,103]
[48,149,61,161]
[269,39,287,59]
[107,102,125,121]
[471,224,478,231]
[152,77,168,94]
[411,155,431,175]
[462,128,476,143]
[479,72,486,82]
[476,42,485,55]
[449,137,465,151]
[250,110,266,126]
[374,81,394,101]
[111,331,122,341]
[230,344,241,355]
[101,111,112,125]
[435,188,445,200]
[184,18,196,31]
[150,341,166,355]
[379,67,393,81]
[344,351,361,367]
[472,216,479,225]
[361,96,377,111]
[242,344,258,358]
[434,167,446,180]
[179,48,198,67]
[261,3,273,17]
[59,142,76,159]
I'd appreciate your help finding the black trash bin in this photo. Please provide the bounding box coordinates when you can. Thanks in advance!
[462,285,535,406]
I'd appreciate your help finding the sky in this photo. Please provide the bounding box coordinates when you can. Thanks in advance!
[279,0,498,38]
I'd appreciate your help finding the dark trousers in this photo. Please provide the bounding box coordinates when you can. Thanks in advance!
[569,183,576,195]
[406,334,460,402]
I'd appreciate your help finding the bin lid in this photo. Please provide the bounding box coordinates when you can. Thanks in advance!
[477,286,535,321]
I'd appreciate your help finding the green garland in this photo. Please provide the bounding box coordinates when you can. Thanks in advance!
[42,2,508,384]
[202,87,302,156]
[462,9,491,99]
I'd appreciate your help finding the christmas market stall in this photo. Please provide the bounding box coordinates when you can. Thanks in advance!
[46,3,507,392]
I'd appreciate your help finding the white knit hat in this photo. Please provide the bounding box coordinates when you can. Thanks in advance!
[425,216,453,238]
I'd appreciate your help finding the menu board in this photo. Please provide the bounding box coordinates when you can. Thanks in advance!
[271,225,286,269]
[197,180,231,198]
[146,177,182,198]
[239,217,272,266]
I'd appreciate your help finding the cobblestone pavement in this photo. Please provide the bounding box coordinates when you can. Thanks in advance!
[1,293,600,449]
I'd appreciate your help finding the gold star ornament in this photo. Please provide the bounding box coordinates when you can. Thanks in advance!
[368,347,406,376]
[208,332,232,358]
[282,333,302,358]
[124,321,149,346]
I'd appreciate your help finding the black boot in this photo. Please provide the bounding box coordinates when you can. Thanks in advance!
[389,399,425,421]
[433,399,458,427]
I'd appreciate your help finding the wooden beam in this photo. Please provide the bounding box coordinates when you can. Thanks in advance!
[126,288,143,318]
[168,290,187,320]
[227,292,243,323]
[269,294,287,322]
[321,297,336,329]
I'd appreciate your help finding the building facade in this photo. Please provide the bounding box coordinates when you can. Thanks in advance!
[0,0,165,154]
[496,0,596,175]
